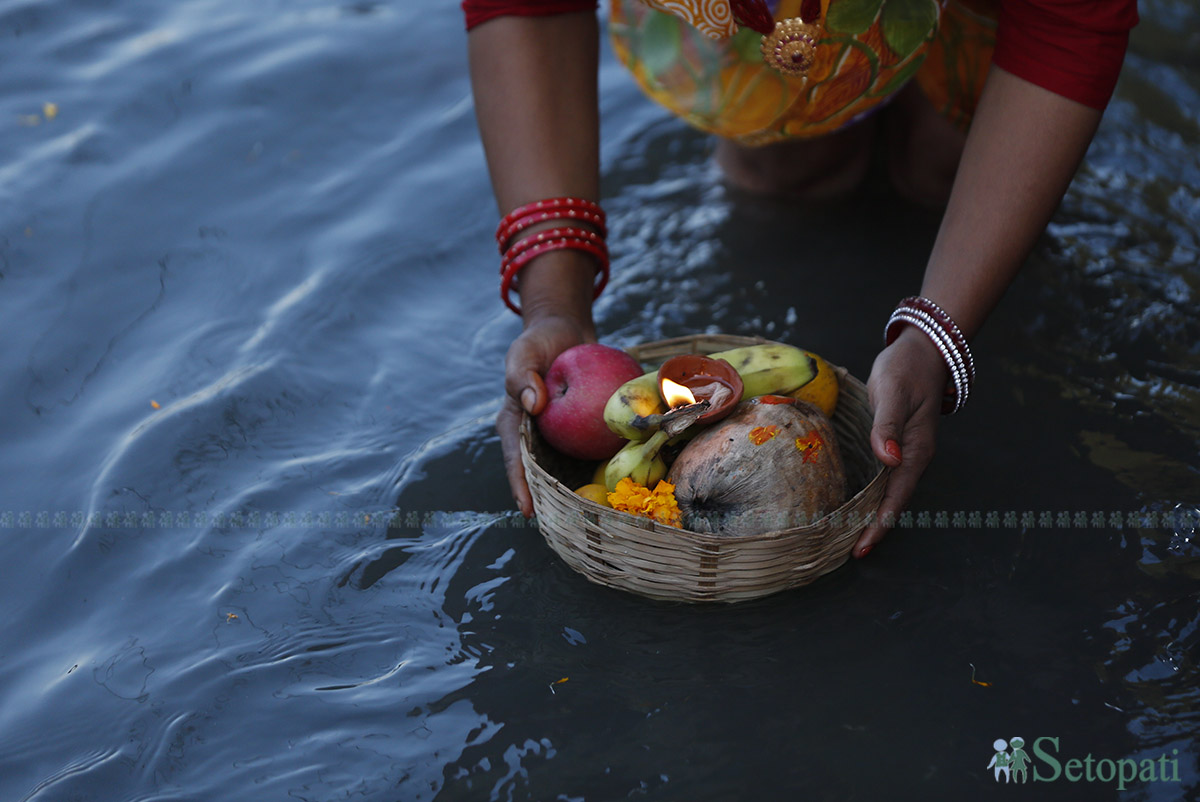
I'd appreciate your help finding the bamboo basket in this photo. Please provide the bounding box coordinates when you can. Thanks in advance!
[520,333,889,603]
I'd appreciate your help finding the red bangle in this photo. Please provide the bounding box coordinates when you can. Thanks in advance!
[501,235,608,292]
[503,237,608,286]
[496,197,606,248]
[500,238,610,316]
[496,198,609,316]
[500,226,606,274]
[497,208,607,253]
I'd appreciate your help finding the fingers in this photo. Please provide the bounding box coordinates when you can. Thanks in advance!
[855,459,921,557]
[497,397,534,517]
[498,340,547,515]
[857,373,939,559]
[500,319,590,517]
[504,339,546,415]
[525,369,548,415]
[868,384,906,469]
[855,420,936,556]
[509,367,548,416]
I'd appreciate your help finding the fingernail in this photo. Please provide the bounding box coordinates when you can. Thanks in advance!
[520,388,536,413]
[857,544,873,559]
[885,439,902,462]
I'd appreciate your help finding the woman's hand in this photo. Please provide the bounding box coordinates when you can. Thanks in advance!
[855,325,950,558]
[851,70,1105,558]
[467,12,603,516]
[498,314,597,517]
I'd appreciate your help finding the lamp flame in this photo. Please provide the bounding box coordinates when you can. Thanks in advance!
[661,377,697,408]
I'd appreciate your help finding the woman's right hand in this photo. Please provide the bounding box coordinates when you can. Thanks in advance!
[467,10,602,516]
[498,313,597,517]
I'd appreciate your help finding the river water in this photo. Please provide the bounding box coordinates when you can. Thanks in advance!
[1,1,1197,799]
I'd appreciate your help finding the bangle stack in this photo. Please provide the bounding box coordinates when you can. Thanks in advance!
[884,296,975,415]
[496,197,609,316]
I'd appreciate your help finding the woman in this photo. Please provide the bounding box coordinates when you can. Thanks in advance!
[466,0,1137,556]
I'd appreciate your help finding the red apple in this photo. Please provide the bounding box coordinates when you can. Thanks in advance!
[537,344,645,461]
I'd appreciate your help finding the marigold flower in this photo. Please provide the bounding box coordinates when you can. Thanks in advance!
[607,478,682,528]
[608,477,650,511]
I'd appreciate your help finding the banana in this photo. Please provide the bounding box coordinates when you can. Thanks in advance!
[604,430,670,491]
[604,344,819,440]
[603,371,666,440]
[787,350,839,416]
[707,344,818,400]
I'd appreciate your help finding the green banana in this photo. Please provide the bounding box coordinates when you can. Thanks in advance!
[604,430,670,491]
[603,371,666,440]
[708,343,818,400]
[604,344,818,440]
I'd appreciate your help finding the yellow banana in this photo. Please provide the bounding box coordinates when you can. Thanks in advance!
[604,344,819,440]
[603,371,666,440]
[604,430,670,491]
[787,350,839,416]
[707,344,818,400]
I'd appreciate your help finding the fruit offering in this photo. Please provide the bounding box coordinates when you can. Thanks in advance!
[536,344,646,461]
[535,341,845,536]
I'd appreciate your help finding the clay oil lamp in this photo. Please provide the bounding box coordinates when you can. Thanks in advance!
[651,355,743,437]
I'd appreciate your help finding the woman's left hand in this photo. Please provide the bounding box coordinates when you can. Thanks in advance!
[855,324,951,558]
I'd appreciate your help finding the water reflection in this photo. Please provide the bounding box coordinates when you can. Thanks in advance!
[0,0,1197,799]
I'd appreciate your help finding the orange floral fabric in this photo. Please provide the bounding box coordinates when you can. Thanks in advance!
[641,0,738,40]
[611,0,998,143]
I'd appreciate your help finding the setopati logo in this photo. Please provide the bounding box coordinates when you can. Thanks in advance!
[988,737,1032,783]
[987,737,1181,791]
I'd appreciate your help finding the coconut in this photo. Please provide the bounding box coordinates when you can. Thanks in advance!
[666,397,847,536]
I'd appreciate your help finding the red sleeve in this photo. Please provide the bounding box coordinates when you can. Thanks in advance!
[993,0,1139,110]
[463,0,598,31]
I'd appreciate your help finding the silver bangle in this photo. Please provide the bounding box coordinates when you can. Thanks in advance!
[885,307,972,415]
[888,311,968,413]
[909,296,975,382]
[895,307,970,410]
